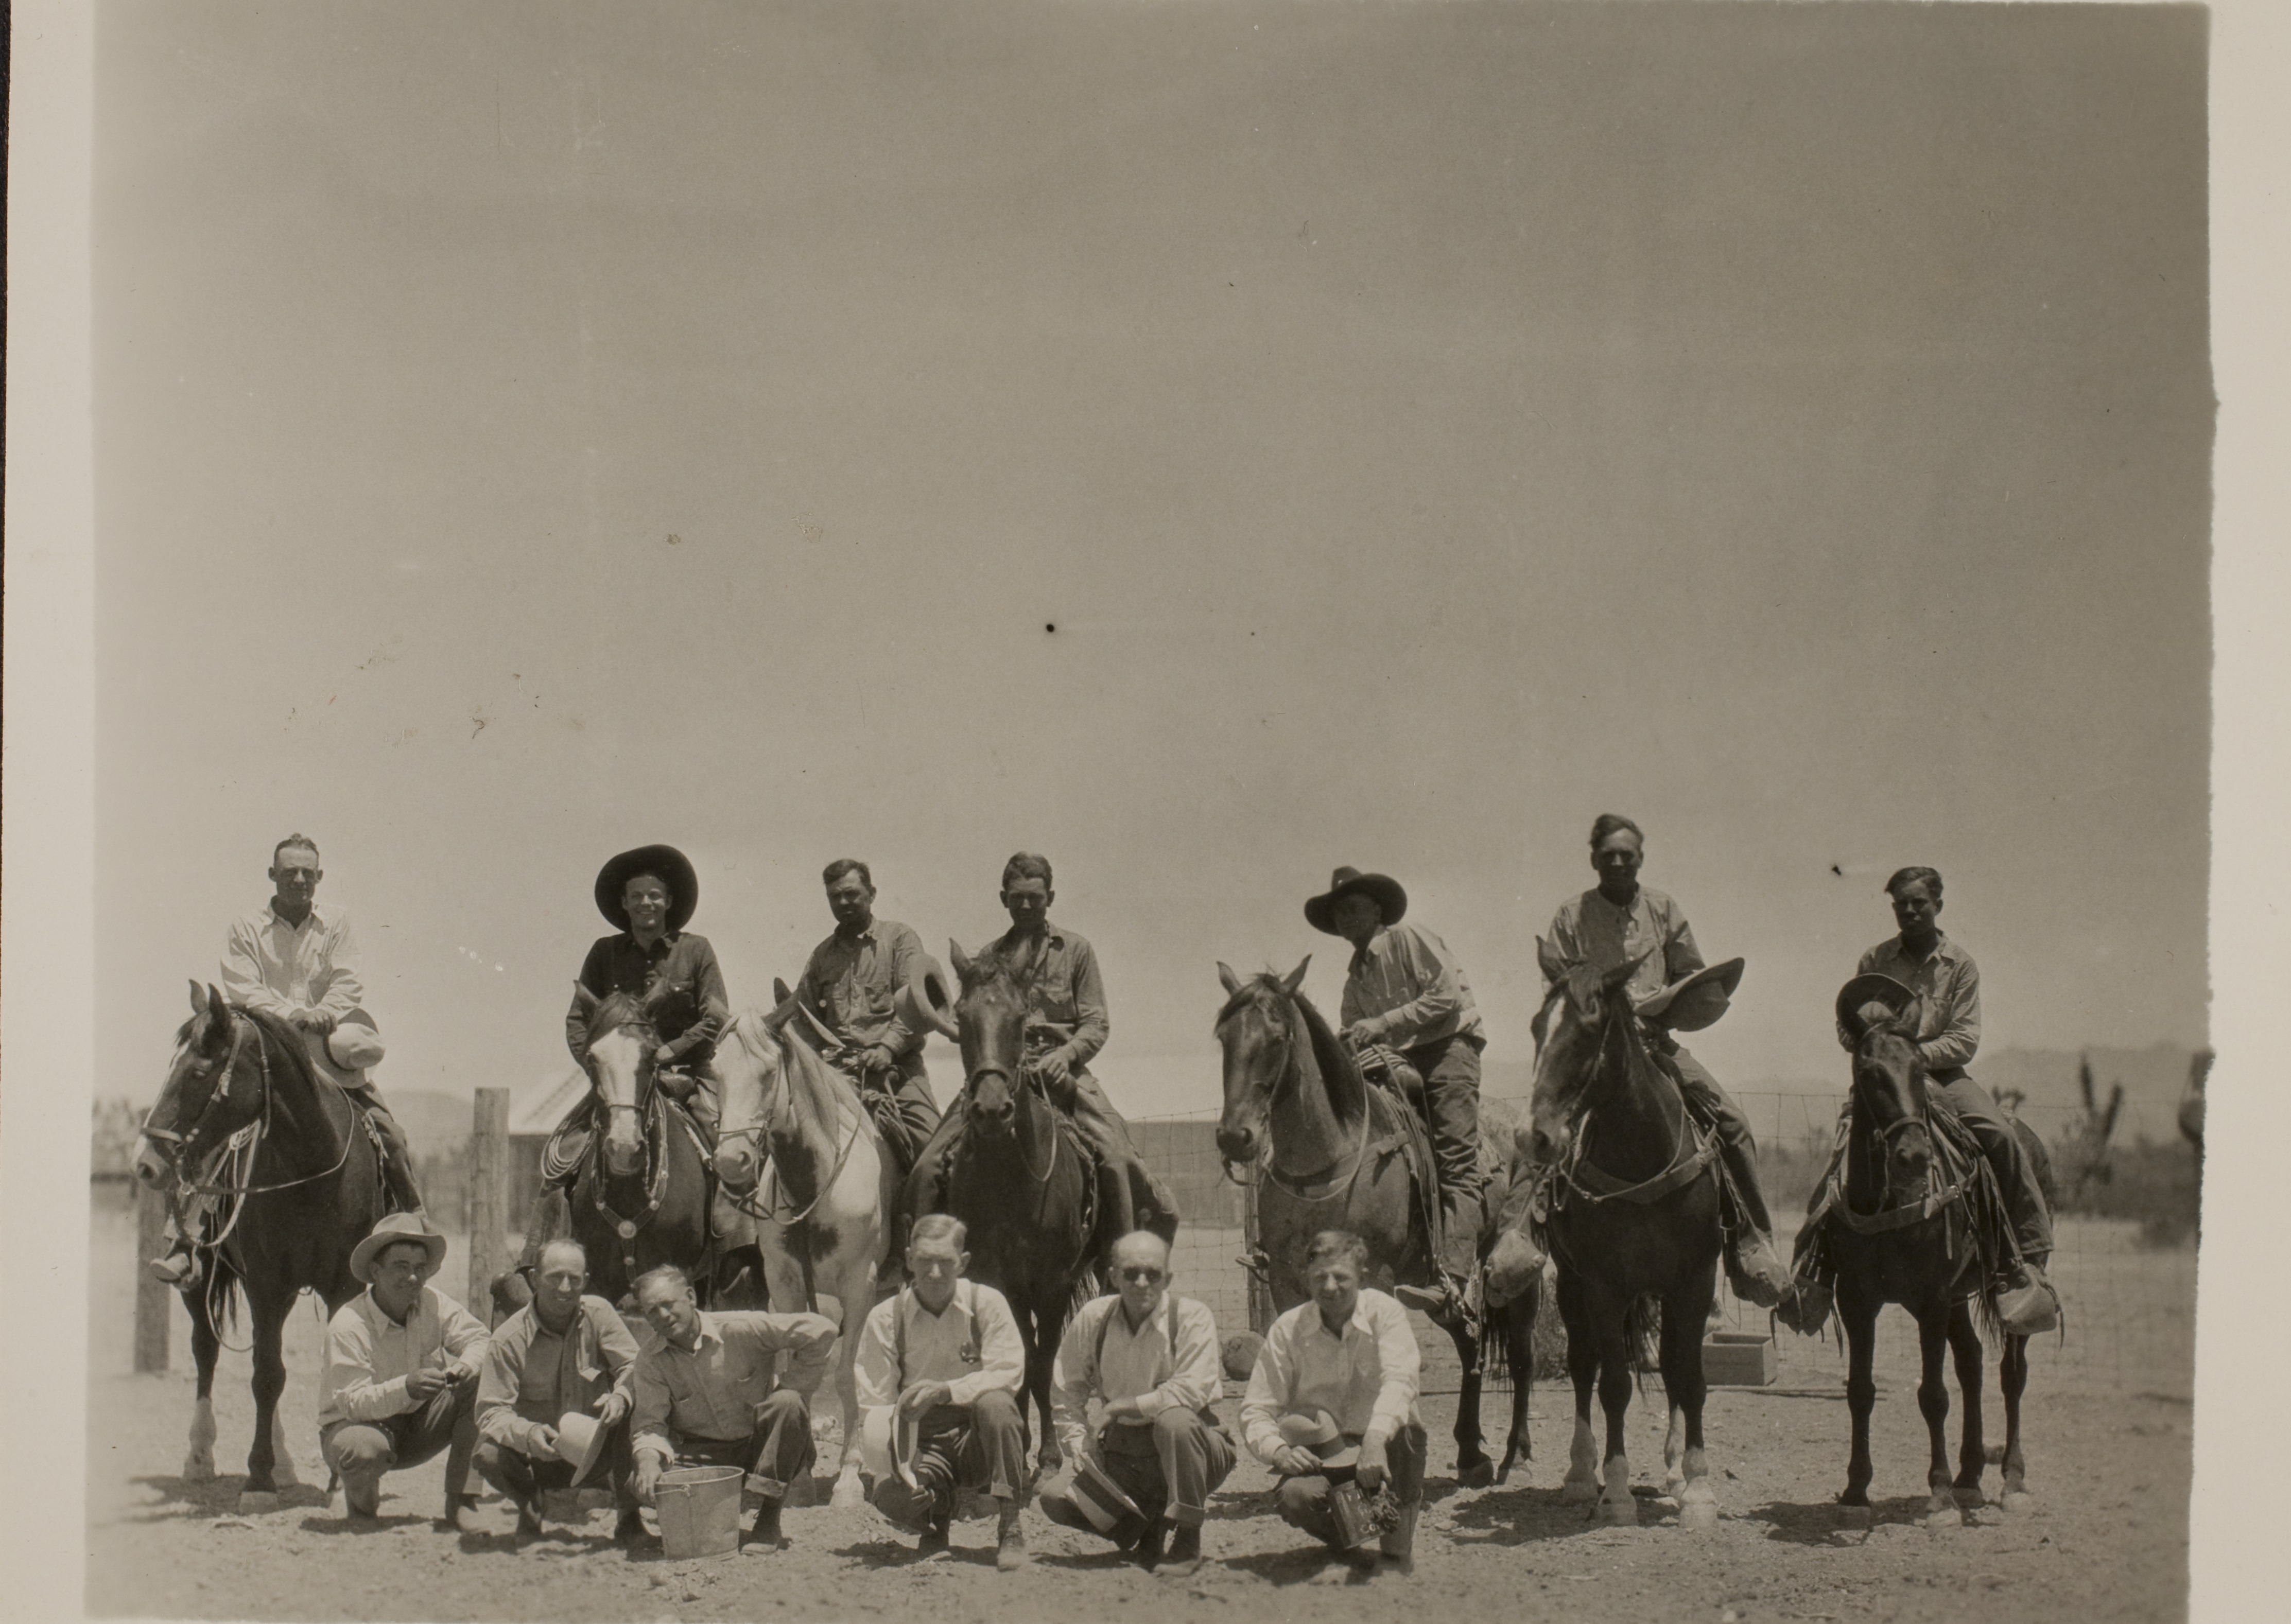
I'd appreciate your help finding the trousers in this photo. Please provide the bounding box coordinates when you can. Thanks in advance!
[321,1370,479,1515]
[1400,1034,1487,1277]
[847,1051,942,1180]
[474,1419,637,1509]
[1273,1421,1427,1549]
[1661,1042,1777,1235]
[1052,1409,1236,1531]
[870,1390,1032,1529]
[1926,1075,2055,1262]
[644,1388,817,1501]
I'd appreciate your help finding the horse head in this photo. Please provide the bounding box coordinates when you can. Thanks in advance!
[576,985,664,1177]
[710,1006,787,1195]
[949,940,1031,1140]
[1211,958,1310,1170]
[1840,989,1933,1205]
[138,981,261,1190]
[1526,938,1652,1166]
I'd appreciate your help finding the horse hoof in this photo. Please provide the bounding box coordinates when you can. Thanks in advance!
[1954,1485,1986,1511]
[1678,1497,1720,1532]
[1835,1505,1872,1531]
[237,1491,281,1515]
[1456,1460,1495,1491]
[1560,1479,1600,1505]
[1596,1495,1639,1527]
[183,1454,216,1482]
[2001,1490,2034,1514]
[829,1476,867,1512]
[1922,1502,1963,1530]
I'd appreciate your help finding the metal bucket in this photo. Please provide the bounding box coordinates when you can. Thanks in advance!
[655,1466,744,1559]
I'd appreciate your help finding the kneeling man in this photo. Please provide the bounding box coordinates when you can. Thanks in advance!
[475,1239,645,1544]
[629,1265,837,1553]
[1240,1229,1427,1578]
[855,1214,1032,1569]
[1042,1231,1234,1576]
[320,1214,490,1527]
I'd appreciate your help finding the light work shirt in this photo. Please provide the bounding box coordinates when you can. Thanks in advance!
[476,1295,640,1458]
[1239,1288,1421,1464]
[631,1311,837,1463]
[986,923,1109,1066]
[222,902,366,1026]
[1340,922,1483,1049]
[1547,886,1703,1008]
[1050,1294,1223,1464]
[796,918,927,1058]
[319,1284,489,1429]
[1848,933,1983,1076]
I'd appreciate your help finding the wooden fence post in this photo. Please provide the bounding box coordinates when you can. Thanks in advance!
[134,1182,170,1373]
[1242,1186,1274,1335]
[467,1089,511,1323]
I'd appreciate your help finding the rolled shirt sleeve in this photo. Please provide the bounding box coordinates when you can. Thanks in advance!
[1238,1323,1297,1466]
[1048,1300,1102,1465]
[597,1303,641,1406]
[757,1311,840,1399]
[324,1307,412,1424]
[439,1295,491,1377]
[1358,927,1466,1050]
[220,919,297,1021]
[878,923,923,1060]
[1064,938,1110,1070]
[311,916,367,1026]
[1659,907,1707,990]
[946,1289,1027,1407]
[1916,954,1982,1073]
[1360,1295,1421,1452]
[630,1349,678,1466]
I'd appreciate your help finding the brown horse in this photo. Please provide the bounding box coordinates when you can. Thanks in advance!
[133,983,392,1512]
[1522,942,1724,1529]
[1212,961,1537,1487]
[1826,985,2032,1524]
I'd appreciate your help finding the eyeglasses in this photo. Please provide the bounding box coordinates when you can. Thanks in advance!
[1118,1267,1167,1284]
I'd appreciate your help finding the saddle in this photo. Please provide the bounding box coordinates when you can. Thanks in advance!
[1352,1049,1505,1262]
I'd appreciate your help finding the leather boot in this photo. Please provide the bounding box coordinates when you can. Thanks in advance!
[1726,1230,1794,1308]
[1378,1501,1419,1576]
[1997,1262,2060,1336]
[1159,1522,1204,1577]
[995,1496,1031,1571]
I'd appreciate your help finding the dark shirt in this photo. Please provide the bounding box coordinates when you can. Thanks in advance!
[566,931,730,1066]
[796,918,926,1059]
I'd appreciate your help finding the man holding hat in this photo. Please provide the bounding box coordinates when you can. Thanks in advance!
[319,1213,491,1526]
[629,1264,837,1554]
[1240,1229,1426,1578]
[151,834,420,1284]
[1306,864,1487,1326]
[793,858,943,1181]
[475,1239,646,1544]
[1040,1231,1234,1576]
[1543,814,1795,1307]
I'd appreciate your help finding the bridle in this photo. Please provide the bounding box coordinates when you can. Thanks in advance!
[144,1010,360,1200]
[1219,993,1370,1201]
[1836,1040,1971,1232]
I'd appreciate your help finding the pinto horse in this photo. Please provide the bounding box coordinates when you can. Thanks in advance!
[1827,987,2032,1523]
[133,983,392,1513]
[1212,961,1536,1487]
[907,941,1098,1480]
[562,987,716,1308]
[1523,942,1725,1529]
[713,1000,896,1509]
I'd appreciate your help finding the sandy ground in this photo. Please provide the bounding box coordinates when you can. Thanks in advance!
[85,1189,2192,1622]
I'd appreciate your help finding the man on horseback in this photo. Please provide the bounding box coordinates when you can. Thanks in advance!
[792,858,943,1181]
[901,853,1176,1260]
[1544,815,1795,1307]
[150,833,422,1284]
[1795,867,2057,1334]
[1306,865,1488,1329]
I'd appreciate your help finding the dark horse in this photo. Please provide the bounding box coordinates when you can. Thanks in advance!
[1522,943,1724,1529]
[1212,961,1537,1487]
[910,940,1099,1480]
[1827,983,2033,1524]
[133,983,392,1512]
[556,986,717,1308]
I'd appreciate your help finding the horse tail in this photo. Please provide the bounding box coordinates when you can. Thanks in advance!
[203,1247,245,1338]
[1626,1293,1662,1389]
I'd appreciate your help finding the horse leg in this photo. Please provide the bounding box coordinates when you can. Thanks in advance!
[1999,1333,2034,1510]
[1948,1301,1987,1508]
[1494,1289,1536,1486]
[1661,1280,1717,1531]
[1914,1308,1958,1525]
[1447,1317,1494,1489]
[1030,1302,1064,1479]
[1594,1294,1639,1526]
[1558,1273,1601,1504]
[183,1288,220,1481]
[240,1295,292,1512]
[829,1265,874,1511]
[1838,1289,1879,1522]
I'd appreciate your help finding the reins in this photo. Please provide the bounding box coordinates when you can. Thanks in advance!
[166,1014,365,1201]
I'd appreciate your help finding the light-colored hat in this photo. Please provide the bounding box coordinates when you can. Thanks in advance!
[552,1411,614,1487]
[1835,972,1920,1046]
[325,1014,387,1071]
[1634,958,1745,1034]
[1277,1410,1360,1470]
[349,1212,449,1285]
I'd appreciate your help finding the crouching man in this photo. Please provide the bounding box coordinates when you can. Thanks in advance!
[855,1215,1033,1569]
[474,1239,645,1545]
[319,1214,489,1527]
[1240,1229,1427,1579]
[628,1265,837,1555]
[1040,1231,1235,1577]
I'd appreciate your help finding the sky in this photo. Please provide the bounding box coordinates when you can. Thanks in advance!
[92,1,2212,1119]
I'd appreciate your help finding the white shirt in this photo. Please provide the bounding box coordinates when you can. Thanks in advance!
[222,901,367,1027]
[319,1284,489,1429]
[854,1280,1025,1477]
[1050,1294,1222,1464]
[1239,1288,1420,1464]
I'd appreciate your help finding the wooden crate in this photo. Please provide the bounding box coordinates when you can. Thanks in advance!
[1703,1331,1778,1386]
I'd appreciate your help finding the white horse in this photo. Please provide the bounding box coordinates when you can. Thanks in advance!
[712,1002,895,1511]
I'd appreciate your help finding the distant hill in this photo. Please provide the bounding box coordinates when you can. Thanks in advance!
[1976,1044,2201,1144]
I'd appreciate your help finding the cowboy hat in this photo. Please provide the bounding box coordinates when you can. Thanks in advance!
[1064,1456,1152,1548]
[1277,1410,1361,1471]
[1634,958,1745,1034]
[552,1410,615,1488]
[324,1012,387,1072]
[892,953,959,1042]
[349,1212,449,1285]
[1834,973,1920,1045]
[594,845,699,934]
[1304,868,1408,936]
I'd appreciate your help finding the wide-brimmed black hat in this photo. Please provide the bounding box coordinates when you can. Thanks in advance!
[1304,867,1408,936]
[1834,972,1919,1045]
[595,845,699,933]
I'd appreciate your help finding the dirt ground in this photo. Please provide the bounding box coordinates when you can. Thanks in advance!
[85,1189,2192,1623]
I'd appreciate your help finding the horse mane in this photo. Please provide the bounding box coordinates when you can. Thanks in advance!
[1217,972,1367,1127]
[235,1005,327,1097]
[776,1026,855,1150]
[585,990,652,1049]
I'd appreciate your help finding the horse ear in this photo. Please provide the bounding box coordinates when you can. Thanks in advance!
[949,940,973,981]
[189,979,209,1018]
[200,984,233,1053]
[572,983,600,1015]
[1281,956,1312,998]
[1217,962,1241,996]
[1535,936,1568,986]
[773,977,793,1006]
